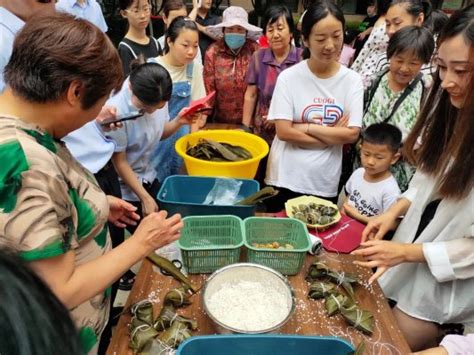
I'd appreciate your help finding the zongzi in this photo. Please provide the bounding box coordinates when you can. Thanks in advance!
[340,305,374,335]
[164,286,192,308]
[158,321,192,348]
[308,281,337,299]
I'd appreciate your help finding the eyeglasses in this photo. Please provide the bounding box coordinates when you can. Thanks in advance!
[37,0,54,3]
[126,6,152,15]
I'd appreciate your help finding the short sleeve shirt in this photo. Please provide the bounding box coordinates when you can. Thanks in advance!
[351,24,389,89]
[118,37,161,76]
[195,12,220,60]
[0,116,112,353]
[56,0,108,32]
[204,39,259,124]
[155,56,206,102]
[245,46,303,143]
[345,168,401,217]
[104,79,169,201]
[265,61,364,197]
[0,7,25,93]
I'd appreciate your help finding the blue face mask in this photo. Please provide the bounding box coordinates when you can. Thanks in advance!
[224,33,246,50]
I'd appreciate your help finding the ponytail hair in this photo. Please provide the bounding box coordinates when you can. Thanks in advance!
[301,0,345,59]
[164,16,198,54]
[129,55,172,105]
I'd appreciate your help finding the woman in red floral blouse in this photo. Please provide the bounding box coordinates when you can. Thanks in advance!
[203,6,261,124]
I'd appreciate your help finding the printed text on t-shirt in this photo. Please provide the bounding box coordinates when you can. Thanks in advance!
[348,189,379,216]
[301,99,343,126]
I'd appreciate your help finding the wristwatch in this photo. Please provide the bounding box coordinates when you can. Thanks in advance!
[240,124,254,133]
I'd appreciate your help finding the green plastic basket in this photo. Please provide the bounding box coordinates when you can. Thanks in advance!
[244,217,311,275]
[178,215,244,274]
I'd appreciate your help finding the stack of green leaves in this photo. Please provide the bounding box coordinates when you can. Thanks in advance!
[128,285,198,354]
[306,259,374,336]
[186,138,253,162]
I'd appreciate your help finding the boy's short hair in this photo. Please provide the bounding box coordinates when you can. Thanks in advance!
[361,123,402,152]
[387,25,435,63]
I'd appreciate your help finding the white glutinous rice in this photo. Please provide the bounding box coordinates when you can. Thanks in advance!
[206,280,290,331]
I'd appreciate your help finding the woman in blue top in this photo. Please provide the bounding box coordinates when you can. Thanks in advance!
[106,57,196,225]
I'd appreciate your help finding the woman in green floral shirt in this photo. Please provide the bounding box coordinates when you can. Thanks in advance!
[356,25,435,191]
[0,14,183,354]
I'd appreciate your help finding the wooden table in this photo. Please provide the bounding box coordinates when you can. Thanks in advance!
[107,250,411,355]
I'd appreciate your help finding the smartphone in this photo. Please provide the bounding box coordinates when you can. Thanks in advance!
[100,110,144,126]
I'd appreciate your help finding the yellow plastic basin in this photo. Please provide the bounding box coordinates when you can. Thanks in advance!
[175,130,269,179]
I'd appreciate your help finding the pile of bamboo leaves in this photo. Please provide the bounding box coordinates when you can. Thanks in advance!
[186,138,252,162]
[307,259,374,336]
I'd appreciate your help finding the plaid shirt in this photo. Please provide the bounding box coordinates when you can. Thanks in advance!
[204,39,259,124]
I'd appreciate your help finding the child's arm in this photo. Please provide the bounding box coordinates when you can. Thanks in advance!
[111,152,158,216]
[342,196,371,224]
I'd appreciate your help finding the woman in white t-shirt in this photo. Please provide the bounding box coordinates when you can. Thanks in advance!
[265,0,363,212]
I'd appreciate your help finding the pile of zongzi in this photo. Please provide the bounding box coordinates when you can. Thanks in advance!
[128,286,197,354]
[291,203,339,226]
[186,138,252,162]
[251,242,294,249]
[306,259,374,335]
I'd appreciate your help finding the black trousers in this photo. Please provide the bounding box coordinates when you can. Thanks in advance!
[94,161,124,355]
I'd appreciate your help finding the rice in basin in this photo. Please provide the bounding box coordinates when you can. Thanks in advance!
[206,280,290,331]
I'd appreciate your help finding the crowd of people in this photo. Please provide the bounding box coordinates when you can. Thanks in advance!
[0,0,472,354]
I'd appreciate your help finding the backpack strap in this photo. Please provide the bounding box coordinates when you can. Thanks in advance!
[382,72,424,123]
[185,62,194,80]
[364,68,389,115]
[118,41,138,59]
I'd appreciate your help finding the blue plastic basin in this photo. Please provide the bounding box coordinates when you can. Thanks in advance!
[157,175,260,218]
[176,335,354,355]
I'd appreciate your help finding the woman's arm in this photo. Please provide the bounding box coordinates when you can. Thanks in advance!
[361,197,411,241]
[242,85,258,128]
[352,240,425,283]
[275,120,328,148]
[305,124,360,145]
[29,211,182,308]
[111,152,157,215]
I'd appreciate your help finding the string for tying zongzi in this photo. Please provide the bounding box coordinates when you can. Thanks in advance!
[331,294,341,309]
[173,324,188,348]
[169,312,178,325]
[354,309,363,328]
[131,299,151,314]
[176,288,184,304]
[131,323,152,339]
[336,271,345,286]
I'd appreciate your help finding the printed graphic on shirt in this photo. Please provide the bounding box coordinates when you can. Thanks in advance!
[348,189,379,216]
[301,99,343,125]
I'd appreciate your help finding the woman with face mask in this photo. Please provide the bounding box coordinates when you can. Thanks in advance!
[202,6,262,125]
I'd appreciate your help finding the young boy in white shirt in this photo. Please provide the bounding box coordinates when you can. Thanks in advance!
[343,123,402,224]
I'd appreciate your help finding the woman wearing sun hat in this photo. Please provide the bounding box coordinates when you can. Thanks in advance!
[202,6,262,126]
